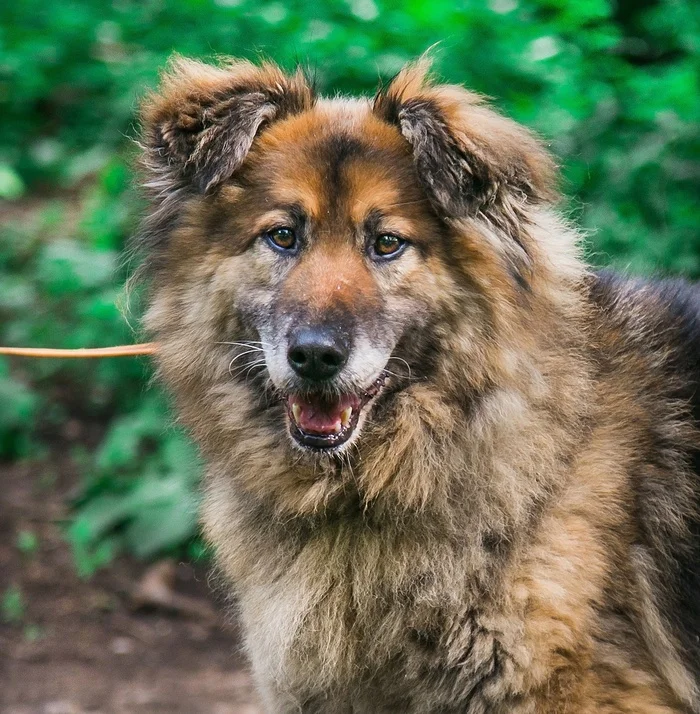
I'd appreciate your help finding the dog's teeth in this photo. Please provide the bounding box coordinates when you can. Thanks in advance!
[340,407,352,428]
[292,403,302,424]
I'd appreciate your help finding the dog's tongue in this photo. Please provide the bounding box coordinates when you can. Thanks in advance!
[289,394,359,435]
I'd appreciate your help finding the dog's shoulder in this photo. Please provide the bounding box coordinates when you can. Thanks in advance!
[589,269,700,406]
[589,270,700,688]
[590,268,700,341]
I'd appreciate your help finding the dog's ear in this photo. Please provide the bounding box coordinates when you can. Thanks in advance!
[373,59,557,224]
[140,57,314,193]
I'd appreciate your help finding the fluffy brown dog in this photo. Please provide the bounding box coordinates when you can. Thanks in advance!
[137,57,700,712]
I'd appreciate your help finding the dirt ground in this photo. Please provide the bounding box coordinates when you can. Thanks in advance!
[0,459,262,714]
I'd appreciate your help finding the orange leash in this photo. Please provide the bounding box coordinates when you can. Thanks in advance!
[0,343,158,358]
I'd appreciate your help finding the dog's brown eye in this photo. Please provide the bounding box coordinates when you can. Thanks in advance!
[373,234,406,259]
[264,227,297,253]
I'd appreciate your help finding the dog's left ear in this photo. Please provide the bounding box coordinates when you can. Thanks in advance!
[373,59,557,225]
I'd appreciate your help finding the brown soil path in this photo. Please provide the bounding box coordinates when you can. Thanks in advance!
[0,460,261,714]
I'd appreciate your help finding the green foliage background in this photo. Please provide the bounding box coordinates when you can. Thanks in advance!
[0,0,698,572]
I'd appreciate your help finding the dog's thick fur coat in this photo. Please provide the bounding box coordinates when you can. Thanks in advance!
[137,57,700,712]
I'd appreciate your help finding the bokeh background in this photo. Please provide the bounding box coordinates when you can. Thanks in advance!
[1,0,698,710]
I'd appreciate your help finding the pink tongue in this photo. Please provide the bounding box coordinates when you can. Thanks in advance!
[291,394,358,435]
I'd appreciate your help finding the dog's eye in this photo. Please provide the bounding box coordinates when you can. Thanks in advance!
[264,227,297,253]
[372,234,406,260]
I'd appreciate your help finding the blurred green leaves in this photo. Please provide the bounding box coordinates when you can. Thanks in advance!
[1,585,25,624]
[0,0,698,571]
[1,0,697,272]
[70,422,200,575]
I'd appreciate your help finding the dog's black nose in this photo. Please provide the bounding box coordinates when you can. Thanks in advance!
[287,326,349,381]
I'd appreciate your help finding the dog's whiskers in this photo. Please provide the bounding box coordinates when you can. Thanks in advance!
[387,356,414,381]
[382,357,418,382]
[217,340,270,349]
[229,357,266,380]
[242,360,267,384]
[228,349,266,376]
[382,368,406,380]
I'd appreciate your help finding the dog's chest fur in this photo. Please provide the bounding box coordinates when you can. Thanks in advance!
[203,460,680,714]
[224,508,527,712]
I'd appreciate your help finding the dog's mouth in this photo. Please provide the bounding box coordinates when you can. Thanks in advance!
[285,375,387,450]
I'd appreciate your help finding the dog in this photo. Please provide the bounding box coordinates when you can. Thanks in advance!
[136,56,700,712]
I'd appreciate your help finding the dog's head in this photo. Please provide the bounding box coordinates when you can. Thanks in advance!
[138,57,562,462]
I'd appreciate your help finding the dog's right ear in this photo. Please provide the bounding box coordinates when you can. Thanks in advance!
[140,57,314,194]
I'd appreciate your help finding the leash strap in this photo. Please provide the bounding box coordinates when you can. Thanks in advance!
[0,343,158,358]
